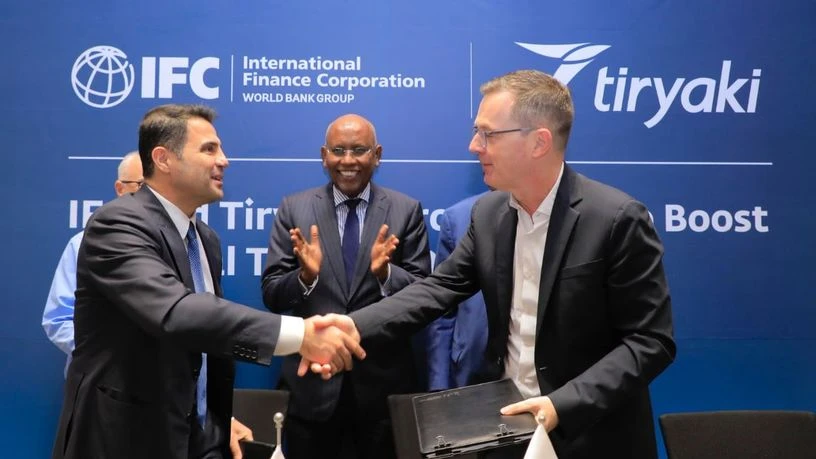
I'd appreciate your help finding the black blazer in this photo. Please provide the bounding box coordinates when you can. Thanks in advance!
[262,183,431,421]
[351,166,676,458]
[52,187,284,459]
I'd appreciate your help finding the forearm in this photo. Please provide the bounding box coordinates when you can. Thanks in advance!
[42,320,75,356]
[261,203,310,311]
[548,330,675,437]
[261,268,310,313]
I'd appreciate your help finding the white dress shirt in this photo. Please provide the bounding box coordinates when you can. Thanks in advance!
[504,163,564,399]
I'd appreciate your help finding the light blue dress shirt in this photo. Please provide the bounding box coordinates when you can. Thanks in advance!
[42,231,84,376]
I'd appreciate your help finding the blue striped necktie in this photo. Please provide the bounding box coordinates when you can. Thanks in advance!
[186,223,208,429]
[342,199,361,289]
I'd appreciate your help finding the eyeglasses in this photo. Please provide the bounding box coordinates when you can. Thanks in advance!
[472,126,536,149]
[120,180,144,189]
[326,146,373,157]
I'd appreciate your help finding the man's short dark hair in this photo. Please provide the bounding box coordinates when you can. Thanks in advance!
[138,104,216,178]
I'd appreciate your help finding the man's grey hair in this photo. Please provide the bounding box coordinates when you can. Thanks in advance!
[480,69,574,151]
[117,151,141,179]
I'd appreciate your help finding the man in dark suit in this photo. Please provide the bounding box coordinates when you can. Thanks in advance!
[261,114,431,459]
[344,70,676,458]
[52,104,364,459]
[425,191,490,390]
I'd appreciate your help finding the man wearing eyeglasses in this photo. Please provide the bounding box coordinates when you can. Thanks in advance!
[42,151,144,375]
[261,113,431,459]
[340,70,676,458]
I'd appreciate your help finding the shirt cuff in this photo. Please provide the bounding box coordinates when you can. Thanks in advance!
[298,273,319,297]
[274,316,305,356]
[377,264,392,297]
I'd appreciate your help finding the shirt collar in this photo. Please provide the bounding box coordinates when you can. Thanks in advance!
[509,161,565,219]
[333,182,371,208]
[145,185,197,240]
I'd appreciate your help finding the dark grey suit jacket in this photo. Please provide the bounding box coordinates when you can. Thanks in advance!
[351,166,676,459]
[52,187,284,459]
[262,183,430,421]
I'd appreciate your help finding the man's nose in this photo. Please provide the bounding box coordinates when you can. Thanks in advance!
[217,149,229,168]
[468,135,483,155]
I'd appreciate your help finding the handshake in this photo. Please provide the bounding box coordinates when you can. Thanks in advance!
[298,313,365,380]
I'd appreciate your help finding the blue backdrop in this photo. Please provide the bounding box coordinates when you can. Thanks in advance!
[2,1,815,457]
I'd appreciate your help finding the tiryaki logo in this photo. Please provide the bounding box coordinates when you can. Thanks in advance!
[515,42,611,85]
[71,45,220,109]
[516,42,762,128]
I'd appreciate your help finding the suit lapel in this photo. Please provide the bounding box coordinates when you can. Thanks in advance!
[536,166,581,339]
[352,185,387,299]
[197,221,223,297]
[135,188,196,292]
[494,197,517,351]
[314,184,347,295]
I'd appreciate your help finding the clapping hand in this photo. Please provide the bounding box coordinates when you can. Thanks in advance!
[370,224,398,281]
[291,225,322,284]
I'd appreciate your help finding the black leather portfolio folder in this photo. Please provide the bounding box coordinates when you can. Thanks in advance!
[239,439,277,459]
[412,379,537,457]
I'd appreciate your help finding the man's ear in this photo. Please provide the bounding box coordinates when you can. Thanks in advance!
[373,145,382,166]
[532,128,553,158]
[320,146,329,168]
[152,146,172,173]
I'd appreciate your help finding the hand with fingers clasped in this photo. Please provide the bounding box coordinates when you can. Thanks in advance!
[298,313,366,380]
[291,224,322,285]
[501,395,560,433]
[370,224,399,282]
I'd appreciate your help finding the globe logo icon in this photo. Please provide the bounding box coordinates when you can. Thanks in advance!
[71,46,135,108]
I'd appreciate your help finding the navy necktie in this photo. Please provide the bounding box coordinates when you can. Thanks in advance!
[342,199,361,289]
[186,223,208,429]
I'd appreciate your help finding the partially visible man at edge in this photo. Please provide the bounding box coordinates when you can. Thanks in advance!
[43,151,144,375]
[424,190,490,391]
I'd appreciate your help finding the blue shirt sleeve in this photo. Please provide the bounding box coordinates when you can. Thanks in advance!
[42,232,83,360]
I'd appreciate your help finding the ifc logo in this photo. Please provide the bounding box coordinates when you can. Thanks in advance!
[71,45,135,108]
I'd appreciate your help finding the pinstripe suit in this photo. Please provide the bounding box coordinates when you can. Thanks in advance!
[261,182,430,457]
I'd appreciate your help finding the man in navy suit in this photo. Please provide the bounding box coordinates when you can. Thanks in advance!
[261,114,431,459]
[344,71,676,458]
[52,104,363,459]
[425,191,489,390]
